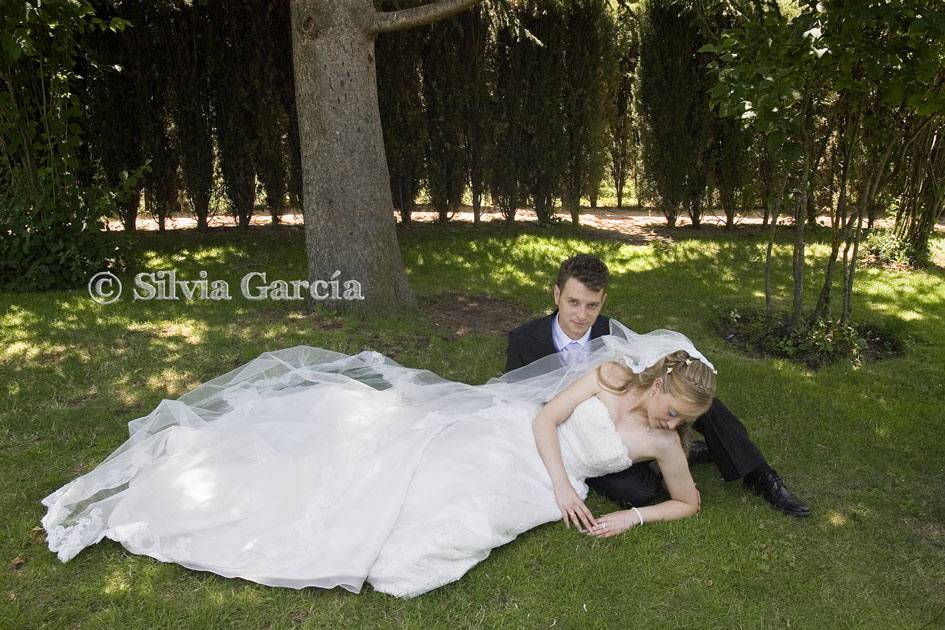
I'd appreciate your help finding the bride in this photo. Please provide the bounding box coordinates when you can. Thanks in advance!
[41,321,716,598]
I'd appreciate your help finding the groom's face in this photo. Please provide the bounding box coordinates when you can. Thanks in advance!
[553,278,606,340]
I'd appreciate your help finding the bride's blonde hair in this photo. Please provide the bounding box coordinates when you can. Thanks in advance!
[596,350,717,449]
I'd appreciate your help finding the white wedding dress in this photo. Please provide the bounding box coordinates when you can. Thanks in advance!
[41,348,633,597]
[42,326,711,597]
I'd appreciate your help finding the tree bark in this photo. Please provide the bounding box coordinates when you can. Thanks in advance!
[120,191,140,233]
[812,104,859,324]
[791,163,809,329]
[764,175,787,316]
[790,101,814,330]
[372,0,480,34]
[290,0,479,312]
[811,153,849,324]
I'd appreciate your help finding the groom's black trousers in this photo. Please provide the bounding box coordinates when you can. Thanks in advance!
[587,398,767,507]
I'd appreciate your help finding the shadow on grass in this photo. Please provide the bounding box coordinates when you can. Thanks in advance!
[3,221,943,439]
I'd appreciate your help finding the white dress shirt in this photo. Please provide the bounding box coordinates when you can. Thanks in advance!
[552,314,592,366]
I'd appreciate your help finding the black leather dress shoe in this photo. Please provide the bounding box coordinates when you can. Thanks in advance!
[687,440,713,465]
[743,466,812,517]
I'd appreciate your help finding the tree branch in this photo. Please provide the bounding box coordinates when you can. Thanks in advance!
[371,0,481,35]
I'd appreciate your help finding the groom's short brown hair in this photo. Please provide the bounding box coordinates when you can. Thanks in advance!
[556,254,609,292]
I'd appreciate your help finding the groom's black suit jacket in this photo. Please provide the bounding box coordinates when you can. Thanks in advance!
[505,312,767,507]
[505,312,611,373]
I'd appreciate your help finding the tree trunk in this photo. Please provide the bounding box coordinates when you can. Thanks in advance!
[811,159,849,324]
[121,191,140,233]
[760,143,772,226]
[812,108,857,324]
[791,165,809,329]
[688,196,702,229]
[194,192,210,232]
[722,188,736,230]
[764,175,787,316]
[664,206,678,227]
[471,174,482,225]
[290,0,416,312]
[790,105,814,330]
[841,203,865,324]
[289,0,478,311]
[569,194,581,225]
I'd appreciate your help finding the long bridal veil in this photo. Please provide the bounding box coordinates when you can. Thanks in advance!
[42,319,713,577]
[490,319,715,400]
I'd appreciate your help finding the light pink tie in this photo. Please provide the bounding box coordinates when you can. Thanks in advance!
[563,341,582,365]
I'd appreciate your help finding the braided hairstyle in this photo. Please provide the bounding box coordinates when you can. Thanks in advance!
[596,350,717,449]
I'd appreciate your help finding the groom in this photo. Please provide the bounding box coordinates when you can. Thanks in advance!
[505,254,811,517]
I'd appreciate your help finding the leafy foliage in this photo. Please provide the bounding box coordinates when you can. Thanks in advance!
[865,227,929,268]
[377,18,427,225]
[421,17,469,224]
[0,0,136,291]
[558,0,617,224]
[636,1,714,227]
[607,4,637,210]
[703,0,945,328]
[717,307,903,369]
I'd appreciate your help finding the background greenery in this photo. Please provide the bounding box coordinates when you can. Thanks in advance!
[2,224,943,628]
[5,0,944,300]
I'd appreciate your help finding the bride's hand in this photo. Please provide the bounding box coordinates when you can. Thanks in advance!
[586,510,639,538]
[554,484,597,532]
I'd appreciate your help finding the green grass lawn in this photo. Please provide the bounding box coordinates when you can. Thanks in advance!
[2,222,944,628]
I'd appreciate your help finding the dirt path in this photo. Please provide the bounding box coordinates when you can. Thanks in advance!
[109,205,939,240]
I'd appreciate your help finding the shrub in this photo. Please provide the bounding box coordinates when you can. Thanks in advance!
[0,1,134,291]
[865,228,929,269]
[718,307,885,369]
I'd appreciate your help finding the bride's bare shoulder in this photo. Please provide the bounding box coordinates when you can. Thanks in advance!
[596,361,632,392]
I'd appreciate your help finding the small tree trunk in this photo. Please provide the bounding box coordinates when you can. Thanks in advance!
[688,196,702,229]
[805,191,817,227]
[614,168,626,209]
[121,191,140,233]
[790,107,814,330]
[791,170,809,329]
[724,201,735,230]
[270,194,284,225]
[760,144,772,226]
[470,170,482,225]
[840,204,865,324]
[811,161,850,324]
[764,176,787,316]
[867,200,878,229]
[812,113,857,324]
[392,176,414,225]
[191,188,211,233]
[664,205,678,227]
[154,189,169,234]
[569,195,581,225]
